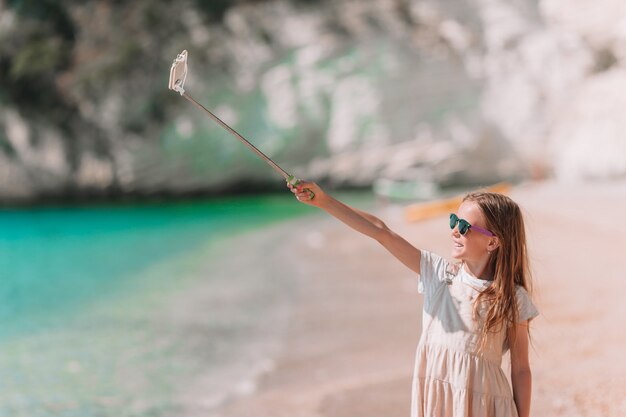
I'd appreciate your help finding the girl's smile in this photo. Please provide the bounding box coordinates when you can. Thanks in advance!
[450,201,500,283]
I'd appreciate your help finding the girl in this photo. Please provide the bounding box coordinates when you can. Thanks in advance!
[287,181,539,417]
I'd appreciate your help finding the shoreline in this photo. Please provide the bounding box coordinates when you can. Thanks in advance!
[208,210,420,417]
[209,180,626,417]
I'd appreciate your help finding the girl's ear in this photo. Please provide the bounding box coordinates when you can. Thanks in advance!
[487,237,500,252]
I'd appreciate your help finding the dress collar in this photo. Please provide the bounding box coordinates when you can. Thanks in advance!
[459,264,493,289]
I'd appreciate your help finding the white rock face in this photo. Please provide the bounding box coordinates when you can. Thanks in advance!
[475,0,626,180]
[540,0,626,52]
[549,69,626,180]
[480,27,594,160]
[76,152,114,189]
[327,75,380,153]
[3,110,69,195]
[2,0,626,201]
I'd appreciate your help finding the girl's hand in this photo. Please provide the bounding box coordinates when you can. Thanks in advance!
[287,180,325,207]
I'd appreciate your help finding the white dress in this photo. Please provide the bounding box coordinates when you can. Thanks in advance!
[411,251,539,417]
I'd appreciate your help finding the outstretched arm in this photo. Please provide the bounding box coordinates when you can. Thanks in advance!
[288,181,422,275]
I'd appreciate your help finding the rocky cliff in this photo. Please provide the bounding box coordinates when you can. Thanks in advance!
[0,0,624,202]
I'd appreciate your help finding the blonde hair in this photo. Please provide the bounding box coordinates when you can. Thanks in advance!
[462,191,533,351]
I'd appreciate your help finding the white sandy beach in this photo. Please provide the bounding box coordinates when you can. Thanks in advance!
[208,180,626,417]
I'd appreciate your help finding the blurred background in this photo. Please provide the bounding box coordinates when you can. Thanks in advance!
[1,0,625,416]
[2,0,624,201]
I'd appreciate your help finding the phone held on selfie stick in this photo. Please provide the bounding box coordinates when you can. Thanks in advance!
[168,50,315,200]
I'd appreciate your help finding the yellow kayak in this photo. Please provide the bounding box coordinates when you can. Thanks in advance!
[405,182,512,222]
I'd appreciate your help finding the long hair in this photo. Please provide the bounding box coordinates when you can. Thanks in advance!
[462,191,533,351]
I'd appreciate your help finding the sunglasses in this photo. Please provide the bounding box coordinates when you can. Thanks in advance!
[449,213,495,237]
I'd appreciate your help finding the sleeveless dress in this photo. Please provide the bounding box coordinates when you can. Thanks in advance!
[411,250,539,417]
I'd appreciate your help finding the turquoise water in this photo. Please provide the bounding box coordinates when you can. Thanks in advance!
[0,195,310,331]
[0,194,314,416]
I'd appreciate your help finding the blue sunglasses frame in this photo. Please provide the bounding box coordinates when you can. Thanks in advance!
[449,213,495,237]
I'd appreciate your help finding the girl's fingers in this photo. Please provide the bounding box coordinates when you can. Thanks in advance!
[287,180,317,202]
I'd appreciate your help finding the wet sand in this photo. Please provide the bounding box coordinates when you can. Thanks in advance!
[213,180,626,417]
